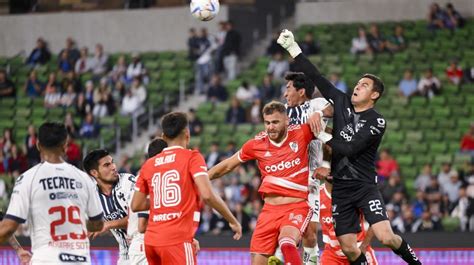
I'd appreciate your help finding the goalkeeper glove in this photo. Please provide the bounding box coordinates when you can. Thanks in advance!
[277,29,302,58]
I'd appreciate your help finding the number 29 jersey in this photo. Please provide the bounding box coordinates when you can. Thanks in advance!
[135,146,206,247]
[5,162,103,264]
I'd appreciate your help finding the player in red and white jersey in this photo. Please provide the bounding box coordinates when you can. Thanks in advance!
[209,101,316,265]
[0,122,104,264]
[131,112,241,265]
[319,178,378,265]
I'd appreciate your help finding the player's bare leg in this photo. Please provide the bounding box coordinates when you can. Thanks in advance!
[251,253,271,265]
[371,221,421,264]
[337,233,363,263]
[302,221,319,265]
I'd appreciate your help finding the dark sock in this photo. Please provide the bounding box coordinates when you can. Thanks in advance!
[350,253,368,265]
[393,238,422,265]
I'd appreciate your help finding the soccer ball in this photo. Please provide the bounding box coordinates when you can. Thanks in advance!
[190,0,220,21]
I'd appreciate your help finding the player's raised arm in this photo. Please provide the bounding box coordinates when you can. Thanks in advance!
[208,152,242,180]
[277,29,345,104]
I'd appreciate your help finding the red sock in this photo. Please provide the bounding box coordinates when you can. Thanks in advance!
[279,237,302,265]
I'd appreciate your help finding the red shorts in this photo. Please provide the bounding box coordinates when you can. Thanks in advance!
[250,200,311,255]
[145,242,196,265]
[321,246,378,265]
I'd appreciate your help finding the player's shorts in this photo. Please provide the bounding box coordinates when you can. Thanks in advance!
[321,246,378,265]
[145,241,196,265]
[250,200,312,255]
[308,170,321,223]
[332,180,388,236]
[129,239,148,265]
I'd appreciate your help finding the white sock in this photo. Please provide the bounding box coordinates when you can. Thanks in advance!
[274,246,284,261]
[303,246,319,265]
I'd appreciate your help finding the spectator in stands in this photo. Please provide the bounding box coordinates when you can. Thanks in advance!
[206,142,222,168]
[225,174,243,203]
[0,128,14,156]
[376,148,400,180]
[26,37,51,66]
[43,83,62,108]
[233,202,251,234]
[427,3,447,30]
[65,134,81,168]
[411,190,428,218]
[44,72,61,94]
[63,71,82,94]
[92,91,114,118]
[367,24,387,53]
[109,55,127,84]
[460,124,474,153]
[0,174,6,202]
[446,59,463,85]
[442,172,463,211]
[188,28,201,61]
[425,177,448,216]
[350,27,370,54]
[398,69,418,98]
[195,28,217,95]
[75,93,90,118]
[401,205,418,233]
[58,50,74,76]
[111,81,126,106]
[83,80,95,107]
[7,144,27,173]
[126,53,145,83]
[451,187,473,231]
[130,77,147,104]
[60,83,77,108]
[438,162,458,187]
[24,125,40,168]
[381,172,407,206]
[90,43,108,77]
[415,164,434,192]
[207,74,228,102]
[59,37,80,65]
[236,80,258,104]
[79,113,99,138]
[418,68,441,98]
[0,70,15,98]
[75,47,92,75]
[444,3,465,29]
[23,70,43,98]
[412,210,443,232]
[463,65,474,83]
[121,89,141,115]
[300,32,320,56]
[249,98,262,125]
[0,150,6,173]
[266,32,286,56]
[93,78,110,103]
[223,141,237,159]
[267,52,289,82]
[64,112,79,138]
[220,21,241,80]
[387,25,407,52]
[258,74,277,103]
[188,109,203,137]
[226,97,246,125]
[329,73,348,93]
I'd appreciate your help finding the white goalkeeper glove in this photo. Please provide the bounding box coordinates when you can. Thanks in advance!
[317,131,333,144]
[277,29,302,58]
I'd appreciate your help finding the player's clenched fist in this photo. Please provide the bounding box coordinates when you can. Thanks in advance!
[277,29,302,58]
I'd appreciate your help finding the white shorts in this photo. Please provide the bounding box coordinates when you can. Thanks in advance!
[129,238,148,265]
[308,170,321,223]
[117,255,130,265]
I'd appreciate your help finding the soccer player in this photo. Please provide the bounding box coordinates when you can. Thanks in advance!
[83,149,137,265]
[209,101,316,265]
[0,122,104,264]
[319,176,378,265]
[283,72,333,265]
[127,138,168,265]
[278,29,422,265]
[131,112,242,265]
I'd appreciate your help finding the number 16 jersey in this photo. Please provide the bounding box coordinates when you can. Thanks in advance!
[135,146,206,247]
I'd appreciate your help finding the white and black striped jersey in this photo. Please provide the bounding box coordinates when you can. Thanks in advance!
[286,97,330,170]
[96,173,136,260]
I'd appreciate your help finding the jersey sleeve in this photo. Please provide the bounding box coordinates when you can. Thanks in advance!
[120,173,137,198]
[238,139,256,162]
[301,124,316,143]
[309,97,330,112]
[294,54,347,105]
[189,151,209,179]
[327,116,386,157]
[5,174,31,223]
[135,170,149,195]
[84,174,103,221]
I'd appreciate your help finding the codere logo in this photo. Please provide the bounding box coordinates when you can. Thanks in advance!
[265,158,301,172]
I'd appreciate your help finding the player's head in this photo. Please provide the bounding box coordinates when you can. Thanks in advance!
[284,72,314,107]
[147,138,168,158]
[161,112,190,145]
[37,122,68,154]
[351,73,384,107]
[83,149,118,184]
[262,101,289,143]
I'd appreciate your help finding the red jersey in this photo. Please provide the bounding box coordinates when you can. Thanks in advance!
[238,124,314,199]
[320,184,367,256]
[135,146,207,247]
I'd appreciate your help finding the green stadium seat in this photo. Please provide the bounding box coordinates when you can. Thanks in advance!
[434,154,453,164]
[397,154,414,167]
[415,155,433,166]
[410,143,429,154]
[430,142,448,153]
[405,131,423,142]
[424,131,442,141]
[384,131,405,143]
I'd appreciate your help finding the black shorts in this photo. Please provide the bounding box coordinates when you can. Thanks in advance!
[332,179,388,237]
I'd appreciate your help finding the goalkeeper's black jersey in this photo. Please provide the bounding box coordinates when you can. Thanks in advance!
[294,54,386,184]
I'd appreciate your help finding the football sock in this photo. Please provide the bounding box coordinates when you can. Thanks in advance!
[279,237,302,265]
[350,252,368,265]
[392,238,422,265]
[303,246,319,265]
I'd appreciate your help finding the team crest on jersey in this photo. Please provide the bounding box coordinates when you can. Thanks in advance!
[289,142,298,153]
[289,213,303,225]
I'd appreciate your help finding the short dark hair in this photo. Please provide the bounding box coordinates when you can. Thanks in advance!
[285,72,314,99]
[262,101,287,116]
[161,112,188,139]
[147,138,168,158]
[83,149,110,175]
[38,122,68,149]
[362,73,384,102]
